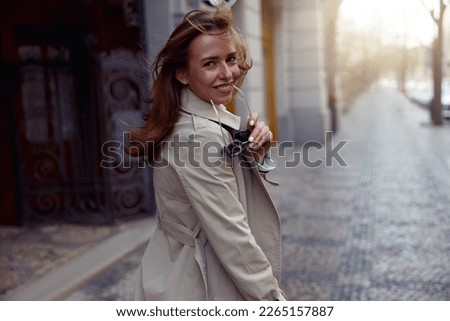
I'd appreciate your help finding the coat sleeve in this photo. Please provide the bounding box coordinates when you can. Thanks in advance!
[172,127,280,301]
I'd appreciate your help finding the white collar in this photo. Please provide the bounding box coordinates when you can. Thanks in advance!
[180,89,241,131]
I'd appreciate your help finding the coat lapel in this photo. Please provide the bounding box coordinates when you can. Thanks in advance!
[180,89,241,131]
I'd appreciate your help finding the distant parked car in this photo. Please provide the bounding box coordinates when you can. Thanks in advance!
[442,97,450,121]
[442,79,450,121]
[405,81,433,107]
[442,105,450,121]
[405,79,450,121]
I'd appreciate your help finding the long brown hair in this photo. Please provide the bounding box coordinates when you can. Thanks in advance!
[126,4,252,162]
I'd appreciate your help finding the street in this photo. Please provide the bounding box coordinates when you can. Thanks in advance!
[66,85,450,300]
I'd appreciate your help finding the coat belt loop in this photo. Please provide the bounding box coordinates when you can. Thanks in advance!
[158,214,200,247]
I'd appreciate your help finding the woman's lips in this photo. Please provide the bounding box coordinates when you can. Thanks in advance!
[214,84,233,93]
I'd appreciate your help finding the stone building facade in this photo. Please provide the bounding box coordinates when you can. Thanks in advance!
[0,0,329,225]
[143,0,329,144]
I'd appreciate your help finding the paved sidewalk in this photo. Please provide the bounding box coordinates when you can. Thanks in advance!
[271,86,450,300]
[2,85,450,301]
[0,217,154,300]
[64,85,450,301]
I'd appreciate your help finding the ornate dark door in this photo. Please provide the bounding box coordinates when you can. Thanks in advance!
[2,0,153,224]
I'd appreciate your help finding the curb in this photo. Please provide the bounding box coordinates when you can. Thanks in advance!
[6,217,156,300]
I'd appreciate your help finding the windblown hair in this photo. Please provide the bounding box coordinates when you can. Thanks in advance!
[127,4,252,162]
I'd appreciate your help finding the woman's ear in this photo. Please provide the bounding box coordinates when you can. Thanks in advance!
[175,69,188,86]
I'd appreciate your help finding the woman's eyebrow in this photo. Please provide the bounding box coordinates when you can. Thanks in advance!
[200,56,219,62]
[199,52,237,62]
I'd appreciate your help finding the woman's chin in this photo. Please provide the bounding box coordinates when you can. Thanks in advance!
[211,94,233,105]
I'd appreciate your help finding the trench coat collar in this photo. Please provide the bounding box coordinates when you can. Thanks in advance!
[180,89,241,131]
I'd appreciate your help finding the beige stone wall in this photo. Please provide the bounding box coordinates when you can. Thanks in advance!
[277,0,329,144]
[143,0,330,144]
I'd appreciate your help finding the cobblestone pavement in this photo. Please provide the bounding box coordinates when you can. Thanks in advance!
[65,244,146,301]
[272,86,450,300]
[64,85,450,301]
[0,218,144,299]
[3,85,450,301]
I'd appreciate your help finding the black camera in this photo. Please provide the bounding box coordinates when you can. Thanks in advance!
[223,129,252,157]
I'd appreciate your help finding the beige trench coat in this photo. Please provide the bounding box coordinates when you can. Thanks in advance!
[135,89,283,301]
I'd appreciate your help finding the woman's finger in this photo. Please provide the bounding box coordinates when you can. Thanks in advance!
[247,112,258,128]
[251,122,272,148]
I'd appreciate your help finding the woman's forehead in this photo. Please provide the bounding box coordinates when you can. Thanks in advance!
[189,32,236,57]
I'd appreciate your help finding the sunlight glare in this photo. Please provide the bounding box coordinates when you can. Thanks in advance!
[340,0,437,47]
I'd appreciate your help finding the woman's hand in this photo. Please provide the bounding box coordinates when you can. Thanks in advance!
[247,112,273,163]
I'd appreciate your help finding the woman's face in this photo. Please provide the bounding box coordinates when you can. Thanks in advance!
[178,31,241,105]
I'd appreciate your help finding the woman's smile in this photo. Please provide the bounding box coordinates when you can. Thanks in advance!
[177,31,241,105]
[213,83,233,93]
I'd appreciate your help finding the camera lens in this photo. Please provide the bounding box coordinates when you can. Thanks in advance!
[234,129,251,142]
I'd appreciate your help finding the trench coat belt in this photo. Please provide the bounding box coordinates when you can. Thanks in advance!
[158,215,201,247]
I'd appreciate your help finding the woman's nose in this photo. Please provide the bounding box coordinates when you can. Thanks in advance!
[219,62,233,80]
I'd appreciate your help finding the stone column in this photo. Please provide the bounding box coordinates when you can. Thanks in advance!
[279,0,329,145]
[142,0,176,66]
[232,0,268,127]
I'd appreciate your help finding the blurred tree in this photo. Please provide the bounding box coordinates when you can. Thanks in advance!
[337,24,386,108]
[384,44,423,91]
[422,0,447,125]
[336,8,424,110]
[322,0,342,133]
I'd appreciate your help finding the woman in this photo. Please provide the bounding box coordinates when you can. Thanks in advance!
[130,4,285,301]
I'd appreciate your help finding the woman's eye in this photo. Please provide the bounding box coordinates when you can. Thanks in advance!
[227,56,237,63]
[204,61,215,67]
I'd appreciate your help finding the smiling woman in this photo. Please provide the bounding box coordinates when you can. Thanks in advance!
[175,31,240,105]
[129,3,286,301]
